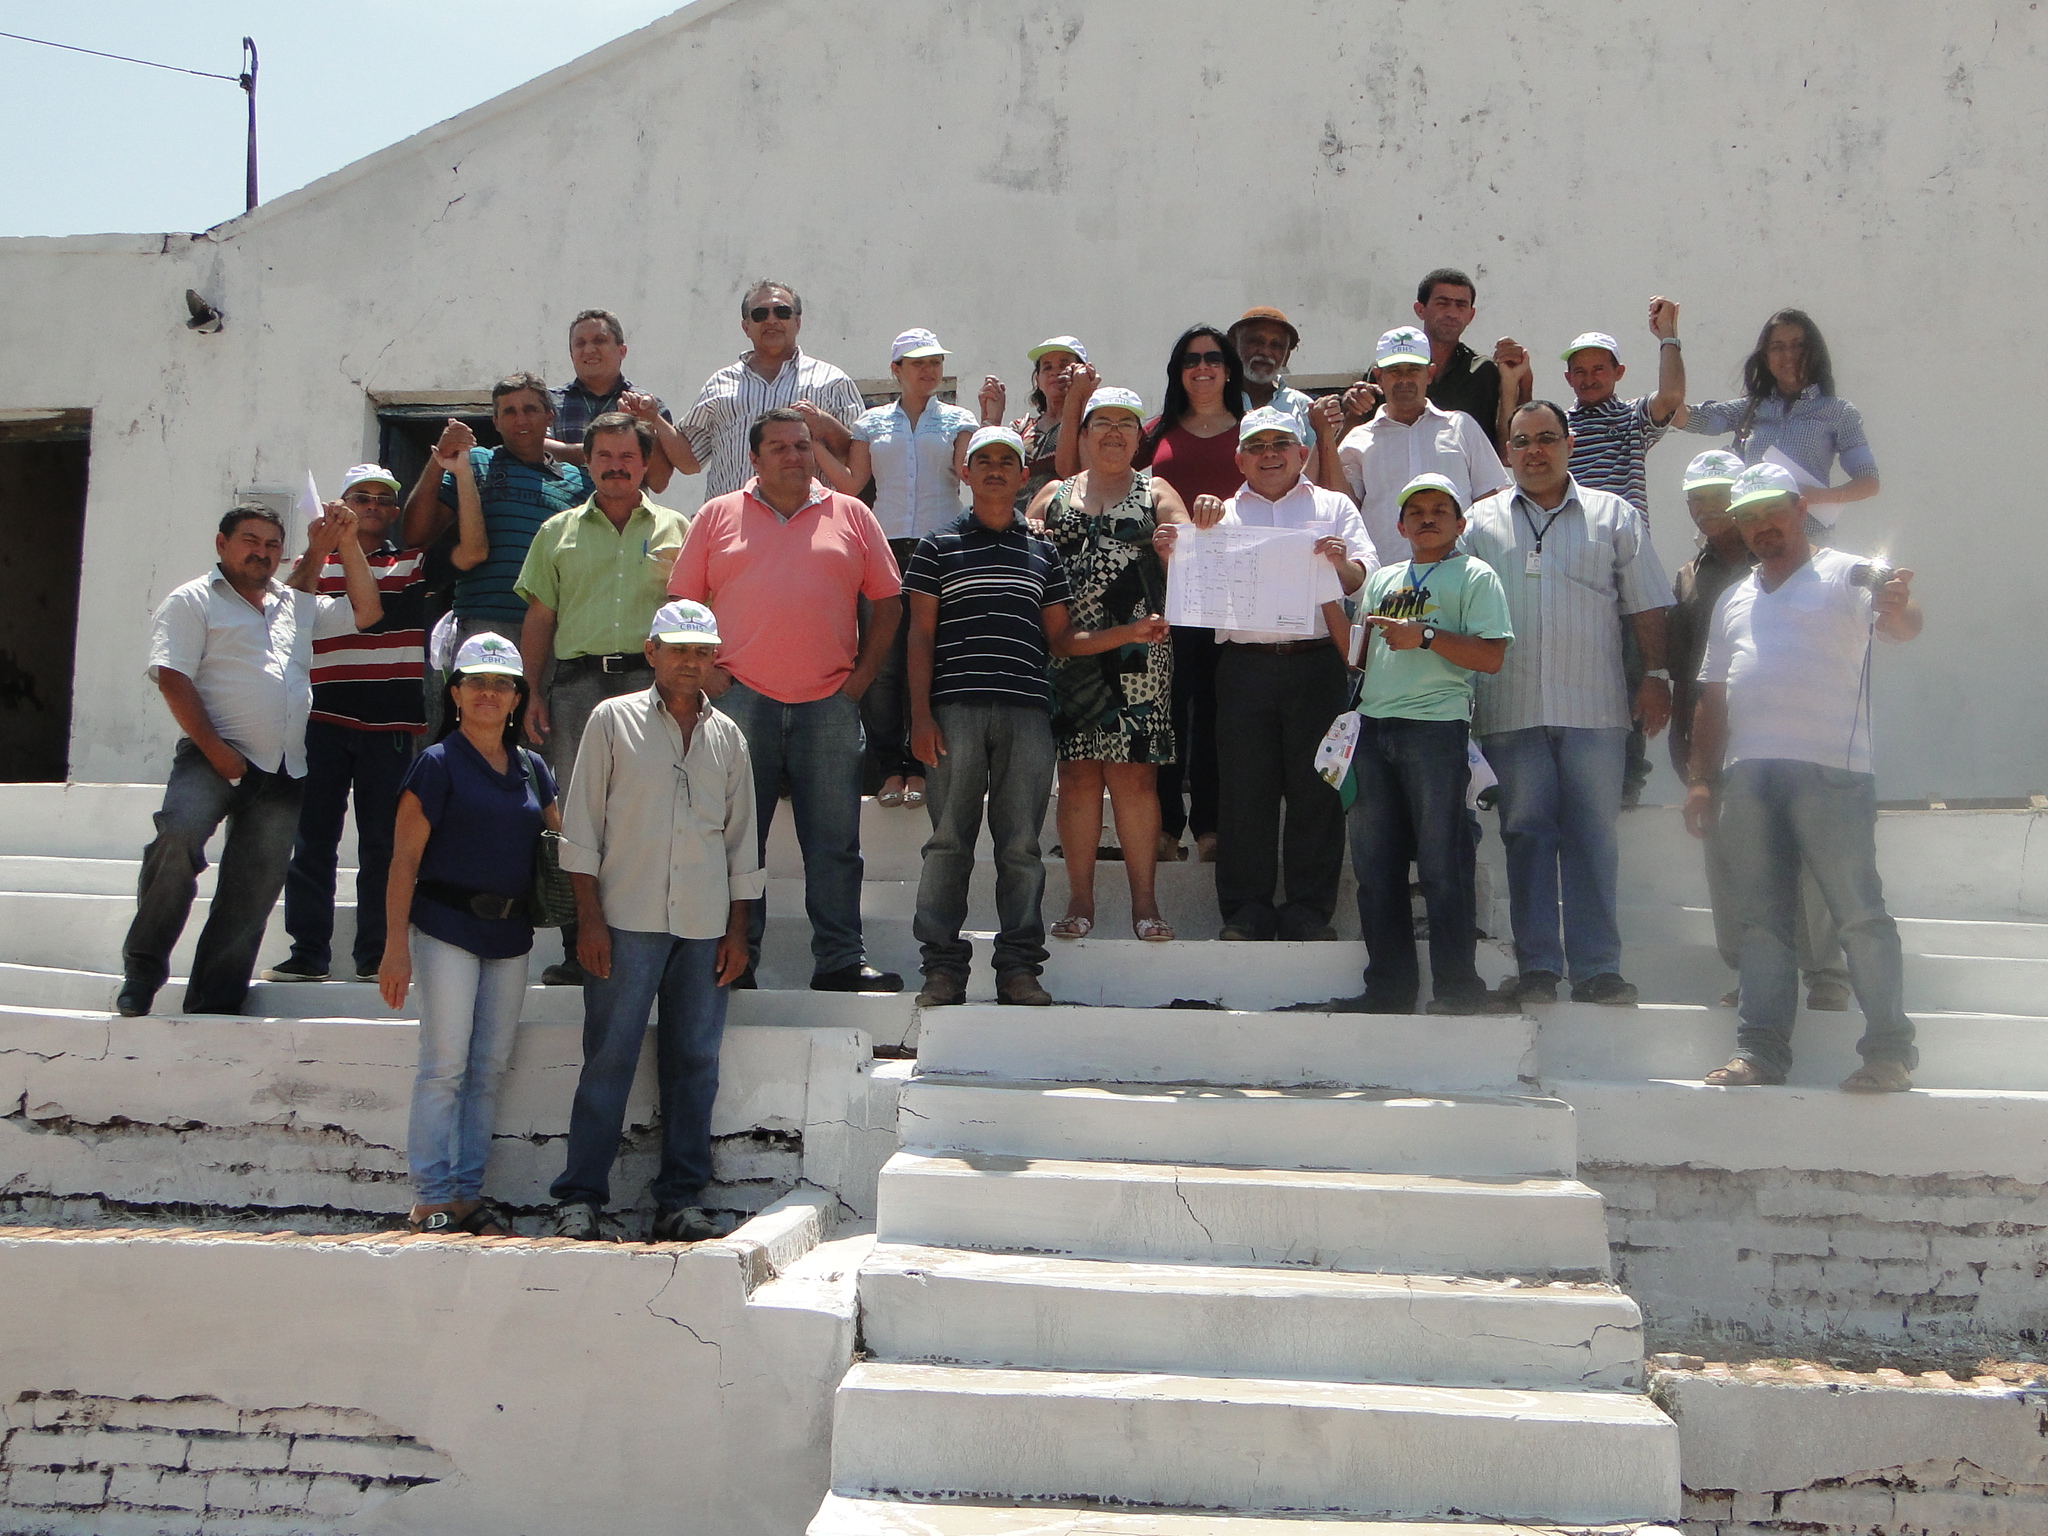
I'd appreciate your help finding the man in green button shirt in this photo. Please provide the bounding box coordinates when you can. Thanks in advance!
[515,410,691,983]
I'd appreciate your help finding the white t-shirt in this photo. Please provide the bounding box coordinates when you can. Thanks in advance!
[1699,547,1879,774]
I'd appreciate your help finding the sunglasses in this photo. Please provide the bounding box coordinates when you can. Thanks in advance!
[1505,431,1566,450]
[1180,350,1227,369]
[748,304,796,322]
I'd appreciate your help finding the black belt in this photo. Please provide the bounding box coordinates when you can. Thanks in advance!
[1228,639,1331,657]
[561,652,650,674]
[416,878,524,921]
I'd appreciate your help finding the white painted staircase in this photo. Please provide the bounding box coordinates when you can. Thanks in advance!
[811,1008,1681,1532]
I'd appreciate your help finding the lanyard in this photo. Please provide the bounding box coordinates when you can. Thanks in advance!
[1406,558,1446,598]
[1518,498,1568,551]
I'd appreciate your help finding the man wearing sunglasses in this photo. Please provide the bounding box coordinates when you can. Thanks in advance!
[264,465,430,985]
[673,280,866,499]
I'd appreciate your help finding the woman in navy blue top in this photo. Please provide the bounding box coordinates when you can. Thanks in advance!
[378,632,558,1235]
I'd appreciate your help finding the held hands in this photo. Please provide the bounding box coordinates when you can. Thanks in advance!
[1310,394,1346,443]
[1366,614,1425,651]
[978,375,1007,425]
[1647,297,1680,340]
[433,418,477,470]
[377,944,411,1010]
[1635,676,1674,738]
[302,500,355,558]
[911,713,946,767]
[1064,361,1100,403]
[619,391,661,422]
[1492,337,1531,385]
[1341,379,1382,429]
[1188,494,1227,530]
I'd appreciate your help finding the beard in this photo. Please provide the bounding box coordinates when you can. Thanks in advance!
[1241,357,1280,385]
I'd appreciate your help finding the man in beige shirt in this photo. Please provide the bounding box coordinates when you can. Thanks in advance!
[547,600,763,1243]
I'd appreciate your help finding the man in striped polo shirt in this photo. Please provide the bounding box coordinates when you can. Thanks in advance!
[263,466,428,984]
[903,427,1075,1008]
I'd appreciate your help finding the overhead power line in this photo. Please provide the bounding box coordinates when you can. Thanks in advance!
[0,29,240,82]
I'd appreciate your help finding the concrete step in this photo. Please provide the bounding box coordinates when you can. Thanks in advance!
[1592,938,2048,1016]
[828,1362,1679,1525]
[874,1151,1613,1278]
[858,1243,1643,1391]
[1617,900,2048,961]
[914,1005,1533,1094]
[810,1494,1680,1535]
[897,1078,1576,1178]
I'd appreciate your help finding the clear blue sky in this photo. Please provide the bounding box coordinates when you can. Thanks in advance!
[0,2,683,238]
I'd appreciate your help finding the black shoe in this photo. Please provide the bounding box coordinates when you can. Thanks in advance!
[1279,923,1339,942]
[1427,992,1512,1016]
[1217,925,1271,942]
[811,963,904,993]
[549,1202,605,1241]
[541,961,586,987]
[648,1206,720,1243]
[1319,993,1415,1015]
[259,957,328,982]
[353,967,382,983]
[1502,970,1561,1005]
[114,983,156,1018]
[1571,972,1639,1006]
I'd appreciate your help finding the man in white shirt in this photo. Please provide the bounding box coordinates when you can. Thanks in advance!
[120,504,383,1017]
[550,600,765,1242]
[1337,326,1509,557]
[1683,464,1923,1092]
[1164,407,1377,941]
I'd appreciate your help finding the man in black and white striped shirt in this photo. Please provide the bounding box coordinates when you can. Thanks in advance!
[668,280,866,498]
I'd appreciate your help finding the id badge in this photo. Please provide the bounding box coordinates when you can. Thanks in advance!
[1524,548,1543,577]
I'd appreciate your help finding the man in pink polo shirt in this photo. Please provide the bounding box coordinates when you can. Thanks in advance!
[668,405,905,991]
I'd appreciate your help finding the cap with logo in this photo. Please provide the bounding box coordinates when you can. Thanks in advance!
[966,425,1028,463]
[1726,462,1802,514]
[891,328,948,362]
[1683,450,1746,491]
[1238,406,1307,446]
[1028,335,1089,364]
[340,464,402,495]
[1082,386,1145,425]
[451,633,524,677]
[649,599,722,646]
[1375,327,1432,368]
[1561,331,1623,364]
[1397,472,1467,512]
[1229,306,1300,348]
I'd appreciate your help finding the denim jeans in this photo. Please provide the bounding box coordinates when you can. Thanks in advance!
[715,681,868,976]
[406,926,529,1203]
[545,661,652,958]
[122,739,305,1013]
[1480,725,1627,983]
[282,722,415,975]
[858,540,924,784]
[1348,716,1485,1010]
[549,929,727,1211]
[914,703,1056,979]
[1702,787,1848,988]
[1716,759,1917,1077]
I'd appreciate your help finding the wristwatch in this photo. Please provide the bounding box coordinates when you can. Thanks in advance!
[1419,625,1438,650]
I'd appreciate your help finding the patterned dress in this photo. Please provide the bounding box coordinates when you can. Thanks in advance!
[1042,472,1176,764]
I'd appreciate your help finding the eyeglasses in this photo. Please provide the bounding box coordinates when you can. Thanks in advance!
[1180,350,1226,369]
[748,304,795,322]
[1505,431,1566,450]
[344,493,400,509]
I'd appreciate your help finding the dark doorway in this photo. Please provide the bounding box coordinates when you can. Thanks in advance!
[0,411,90,781]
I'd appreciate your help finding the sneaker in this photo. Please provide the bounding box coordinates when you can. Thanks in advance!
[1840,1059,1913,1093]
[353,966,382,983]
[648,1206,721,1243]
[1571,973,1639,1006]
[995,971,1053,1006]
[915,971,966,1008]
[1502,970,1561,1005]
[549,1202,604,1241]
[1805,978,1853,1012]
[541,961,586,987]
[259,957,328,983]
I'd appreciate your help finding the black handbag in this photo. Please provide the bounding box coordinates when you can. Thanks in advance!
[519,748,578,927]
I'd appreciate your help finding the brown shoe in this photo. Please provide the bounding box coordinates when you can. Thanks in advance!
[1156,833,1186,862]
[1195,833,1219,863]
[996,971,1053,1006]
[1704,1056,1785,1087]
[915,972,966,1008]
[1840,1060,1913,1093]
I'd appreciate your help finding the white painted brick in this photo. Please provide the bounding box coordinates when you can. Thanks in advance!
[237,1405,354,1438]
[1725,1220,1834,1258]
[183,1433,291,1473]
[25,1395,109,1430]
[105,1465,208,1510]
[1777,1482,1897,1525]
[285,1437,443,1480]
[87,1510,205,1536]
[301,1473,367,1518]
[1895,1488,2048,1535]
[1868,1260,1947,1293]
[100,1398,243,1435]
[1830,1225,1935,1262]
[1594,1178,1660,1212]
[5,1465,109,1507]
[1730,1489,1776,1522]
[46,1427,188,1470]
[203,1469,309,1513]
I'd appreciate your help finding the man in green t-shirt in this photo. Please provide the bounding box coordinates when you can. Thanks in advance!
[1348,473,1514,1014]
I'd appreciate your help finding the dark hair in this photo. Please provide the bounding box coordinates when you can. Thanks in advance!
[218,503,285,540]
[1147,325,1245,458]
[741,279,802,319]
[1417,267,1477,306]
[492,372,553,414]
[1742,308,1835,400]
[1028,345,1083,415]
[570,308,625,345]
[748,405,809,455]
[436,668,531,750]
[583,410,656,460]
[1510,398,1572,438]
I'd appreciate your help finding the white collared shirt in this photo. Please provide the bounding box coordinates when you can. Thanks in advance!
[1338,401,1509,558]
[855,397,979,540]
[147,567,360,776]
[1213,477,1378,645]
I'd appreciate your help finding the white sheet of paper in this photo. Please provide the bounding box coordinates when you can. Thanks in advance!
[1165,523,1320,634]
[293,470,322,556]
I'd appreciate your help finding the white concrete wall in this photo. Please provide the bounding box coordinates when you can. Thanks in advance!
[0,0,2041,795]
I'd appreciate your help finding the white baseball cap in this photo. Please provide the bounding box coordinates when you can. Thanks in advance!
[1375,327,1432,368]
[1397,472,1467,512]
[1238,406,1307,446]
[1561,331,1623,364]
[1082,386,1145,425]
[1028,335,1088,364]
[1727,462,1802,515]
[891,328,948,362]
[340,464,401,495]
[966,425,1028,463]
[451,633,524,677]
[1683,450,1746,491]
[649,599,721,645]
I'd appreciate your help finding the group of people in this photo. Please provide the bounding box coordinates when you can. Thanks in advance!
[117,266,1923,1244]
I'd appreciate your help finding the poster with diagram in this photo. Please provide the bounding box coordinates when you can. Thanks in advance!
[1163,523,1320,634]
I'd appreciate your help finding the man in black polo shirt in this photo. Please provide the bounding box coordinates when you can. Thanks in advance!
[904,427,1076,1008]
[1415,266,1530,455]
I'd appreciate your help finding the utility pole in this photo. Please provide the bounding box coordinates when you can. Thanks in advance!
[240,37,258,211]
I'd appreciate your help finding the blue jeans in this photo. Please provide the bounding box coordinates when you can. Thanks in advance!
[549,930,727,1211]
[1716,759,1917,1077]
[123,739,305,1013]
[406,926,529,1203]
[915,703,1056,979]
[715,681,868,976]
[283,721,415,975]
[1348,716,1485,1010]
[1480,725,1627,983]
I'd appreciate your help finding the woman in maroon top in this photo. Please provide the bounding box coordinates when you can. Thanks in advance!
[1135,325,1246,864]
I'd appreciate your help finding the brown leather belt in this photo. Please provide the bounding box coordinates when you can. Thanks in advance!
[1227,639,1330,657]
